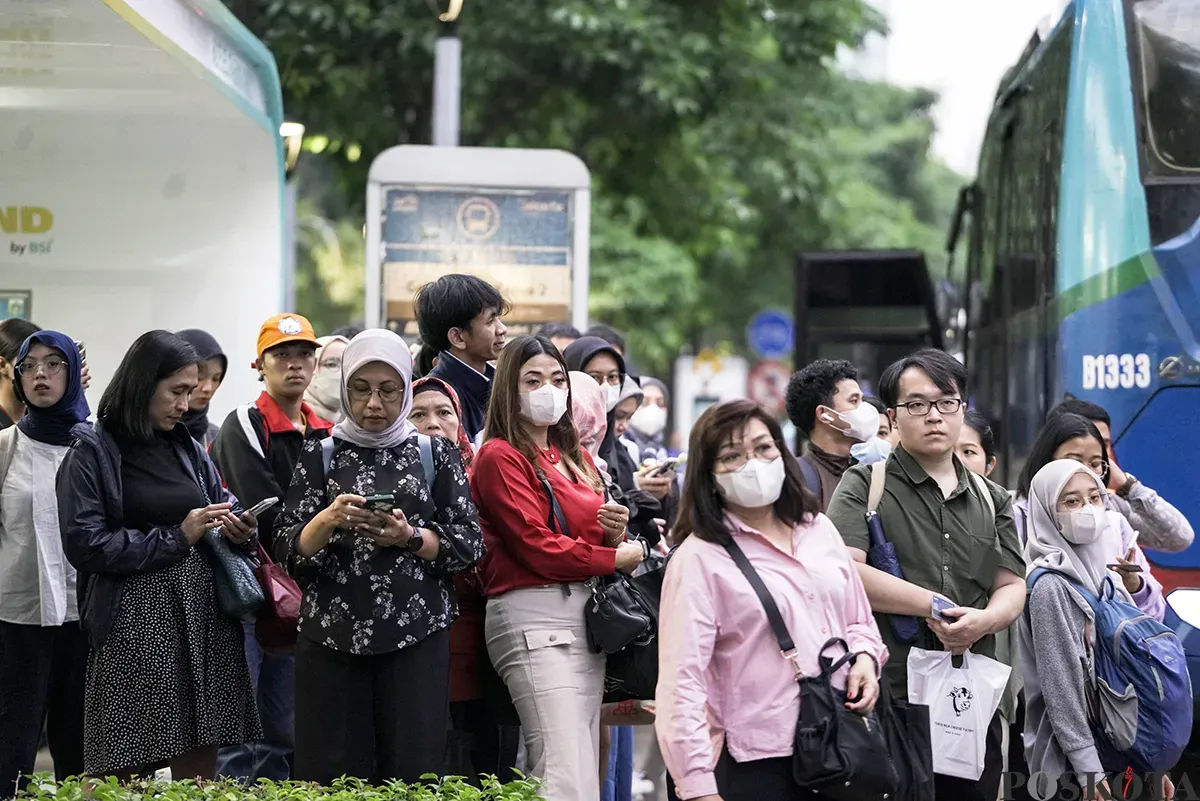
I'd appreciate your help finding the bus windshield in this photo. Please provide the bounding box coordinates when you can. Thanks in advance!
[1133,1,1200,173]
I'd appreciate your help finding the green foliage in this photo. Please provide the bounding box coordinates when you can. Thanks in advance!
[18,774,542,801]
[227,0,963,376]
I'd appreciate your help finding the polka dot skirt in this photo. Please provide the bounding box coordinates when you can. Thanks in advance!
[82,547,262,775]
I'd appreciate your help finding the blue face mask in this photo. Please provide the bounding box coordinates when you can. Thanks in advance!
[851,437,893,465]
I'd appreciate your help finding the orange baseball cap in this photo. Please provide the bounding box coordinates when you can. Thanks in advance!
[256,313,320,357]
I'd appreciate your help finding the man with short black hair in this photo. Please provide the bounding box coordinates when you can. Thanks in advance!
[1048,397,1193,552]
[211,313,333,782]
[785,359,880,510]
[537,322,581,354]
[586,323,626,356]
[827,349,1025,801]
[414,274,509,441]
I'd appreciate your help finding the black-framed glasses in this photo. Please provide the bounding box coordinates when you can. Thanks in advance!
[16,358,67,376]
[894,398,964,417]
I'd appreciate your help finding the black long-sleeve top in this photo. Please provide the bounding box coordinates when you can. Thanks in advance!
[275,434,484,656]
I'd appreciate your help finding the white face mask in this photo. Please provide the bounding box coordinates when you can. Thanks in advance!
[826,403,880,443]
[602,382,622,412]
[520,384,569,426]
[851,436,893,465]
[630,404,667,438]
[1057,504,1108,545]
[715,456,786,509]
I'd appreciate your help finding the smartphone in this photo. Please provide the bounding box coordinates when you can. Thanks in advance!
[1108,563,1144,574]
[245,496,280,518]
[931,595,957,623]
[651,458,681,477]
[363,494,396,513]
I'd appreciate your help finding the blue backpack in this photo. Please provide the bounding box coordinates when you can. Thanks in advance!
[1027,568,1192,772]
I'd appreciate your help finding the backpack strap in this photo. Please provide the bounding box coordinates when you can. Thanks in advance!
[0,426,17,490]
[798,455,821,497]
[236,404,266,459]
[417,433,435,494]
[867,459,888,513]
[320,437,336,476]
[969,470,996,520]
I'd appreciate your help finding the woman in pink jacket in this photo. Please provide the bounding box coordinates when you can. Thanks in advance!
[656,399,888,801]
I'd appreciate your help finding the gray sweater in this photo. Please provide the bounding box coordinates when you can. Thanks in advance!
[1018,574,1102,783]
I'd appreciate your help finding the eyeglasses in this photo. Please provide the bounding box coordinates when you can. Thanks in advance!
[1058,491,1106,512]
[715,441,781,472]
[894,398,964,417]
[347,384,402,403]
[16,358,67,376]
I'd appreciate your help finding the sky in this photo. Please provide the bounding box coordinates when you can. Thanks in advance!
[866,0,1068,176]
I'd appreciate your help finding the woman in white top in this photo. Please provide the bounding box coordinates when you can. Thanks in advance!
[0,329,90,795]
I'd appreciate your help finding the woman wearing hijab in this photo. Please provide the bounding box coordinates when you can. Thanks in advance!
[563,337,638,490]
[1018,460,1174,800]
[569,372,609,477]
[304,335,349,425]
[275,329,484,785]
[625,377,669,459]
[175,329,227,448]
[0,330,89,795]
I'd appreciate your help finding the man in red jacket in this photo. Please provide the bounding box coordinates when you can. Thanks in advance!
[210,313,332,782]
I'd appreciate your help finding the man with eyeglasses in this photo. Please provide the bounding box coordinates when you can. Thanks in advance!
[1048,397,1193,554]
[826,349,1025,801]
[210,313,333,783]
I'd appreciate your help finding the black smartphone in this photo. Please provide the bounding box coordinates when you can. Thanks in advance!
[363,494,396,513]
[651,458,680,478]
[1107,563,1143,574]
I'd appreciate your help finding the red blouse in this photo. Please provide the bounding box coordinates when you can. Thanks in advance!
[472,439,618,596]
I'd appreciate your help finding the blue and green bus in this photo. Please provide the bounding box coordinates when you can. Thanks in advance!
[948,0,1200,595]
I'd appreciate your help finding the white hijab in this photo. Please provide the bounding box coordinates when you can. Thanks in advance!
[1024,459,1132,601]
[305,335,350,424]
[331,329,417,449]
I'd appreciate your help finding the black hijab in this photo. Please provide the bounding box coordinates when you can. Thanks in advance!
[563,337,635,489]
[12,330,89,446]
[175,329,227,443]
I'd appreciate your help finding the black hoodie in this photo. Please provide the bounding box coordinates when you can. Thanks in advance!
[563,336,638,491]
[175,329,227,447]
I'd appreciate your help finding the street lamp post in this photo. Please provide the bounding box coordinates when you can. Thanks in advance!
[430,1,464,147]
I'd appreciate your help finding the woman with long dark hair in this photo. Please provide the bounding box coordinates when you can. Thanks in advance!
[472,335,643,800]
[656,399,886,801]
[0,330,90,795]
[56,330,260,780]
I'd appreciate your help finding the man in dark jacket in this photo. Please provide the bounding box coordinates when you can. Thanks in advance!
[414,274,508,441]
[210,313,331,783]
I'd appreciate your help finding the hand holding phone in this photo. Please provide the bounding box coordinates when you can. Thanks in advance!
[931,594,957,623]
[245,496,280,519]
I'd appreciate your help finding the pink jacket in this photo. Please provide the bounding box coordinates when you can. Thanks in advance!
[655,512,887,800]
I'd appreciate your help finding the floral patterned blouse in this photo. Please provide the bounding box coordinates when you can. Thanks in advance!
[276,435,484,655]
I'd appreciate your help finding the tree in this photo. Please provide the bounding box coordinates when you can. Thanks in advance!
[229,0,962,377]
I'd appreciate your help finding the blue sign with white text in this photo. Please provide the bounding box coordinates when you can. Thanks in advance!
[747,309,794,361]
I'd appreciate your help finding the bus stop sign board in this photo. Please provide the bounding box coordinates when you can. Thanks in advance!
[365,146,591,333]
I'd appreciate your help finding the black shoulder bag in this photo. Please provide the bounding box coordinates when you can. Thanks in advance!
[720,537,897,801]
[538,475,657,656]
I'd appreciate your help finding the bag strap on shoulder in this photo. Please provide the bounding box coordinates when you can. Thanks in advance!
[237,404,266,459]
[867,460,887,513]
[538,475,573,538]
[0,426,17,490]
[720,538,797,656]
[416,433,434,493]
[798,456,821,497]
[320,436,336,476]
[969,470,996,520]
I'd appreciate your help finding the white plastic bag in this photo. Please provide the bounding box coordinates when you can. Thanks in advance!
[907,647,1012,780]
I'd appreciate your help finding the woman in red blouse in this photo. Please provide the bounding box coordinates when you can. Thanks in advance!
[472,335,645,801]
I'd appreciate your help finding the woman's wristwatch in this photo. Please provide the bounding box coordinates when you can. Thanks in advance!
[1117,474,1139,499]
[404,527,424,552]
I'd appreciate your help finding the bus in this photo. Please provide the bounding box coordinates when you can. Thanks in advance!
[946,0,1200,595]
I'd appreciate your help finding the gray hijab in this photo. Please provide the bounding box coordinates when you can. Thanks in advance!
[331,329,417,449]
[1024,459,1132,601]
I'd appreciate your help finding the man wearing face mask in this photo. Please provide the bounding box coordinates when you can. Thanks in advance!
[784,360,885,511]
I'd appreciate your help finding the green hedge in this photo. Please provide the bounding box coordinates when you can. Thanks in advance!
[18,775,543,801]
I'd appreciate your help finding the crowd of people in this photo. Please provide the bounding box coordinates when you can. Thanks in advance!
[0,273,1193,801]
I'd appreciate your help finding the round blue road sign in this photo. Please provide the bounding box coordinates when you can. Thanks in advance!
[747,309,794,361]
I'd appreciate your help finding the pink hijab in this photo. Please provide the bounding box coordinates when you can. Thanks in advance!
[569,371,609,474]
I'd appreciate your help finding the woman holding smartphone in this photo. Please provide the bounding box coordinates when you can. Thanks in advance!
[275,329,484,785]
[56,330,261,781]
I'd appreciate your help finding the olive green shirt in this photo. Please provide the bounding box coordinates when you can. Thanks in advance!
[825,445,1025,698]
